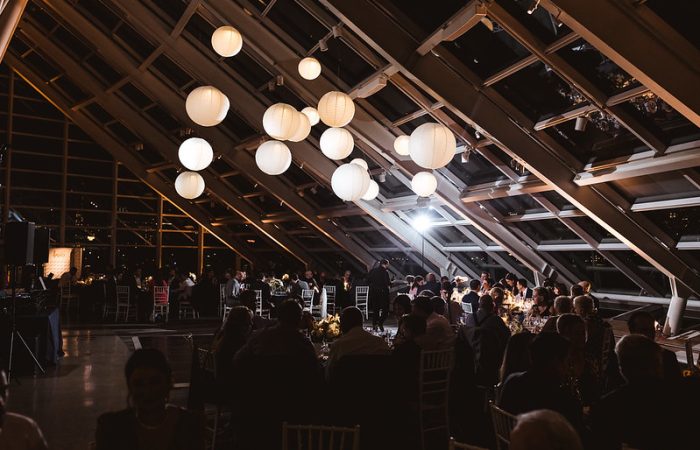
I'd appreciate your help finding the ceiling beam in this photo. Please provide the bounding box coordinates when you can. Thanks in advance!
[324,0,700,298]
[16,19,314,268]
[415,0,487,56]
[541,0,700,127]
[4,54,260,267]
[0,0,27,63]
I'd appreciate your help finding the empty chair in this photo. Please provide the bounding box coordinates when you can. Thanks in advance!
[152,286,170,322]
[489,403,516,450]
[325,285,336,315]
[115,286,132,322]
[419,348,454,450]
[59,284,79,313]
[301,289,315,311]
[282,422,360,450]
[354,286,369,320]
[179,298,199,320]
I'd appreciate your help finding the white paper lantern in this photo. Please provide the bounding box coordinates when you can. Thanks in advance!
[255,140,292,175]
[178,137,213,171]
[186,86,230,127]
[211,26,243,57]
[361,179,379,201]
[301,107,320,126]
[318,91,355,127]
[288,112,311,142]
[298,57,322,80]
[394,135,410,156]
[263,103,300,140]
[350,158,368,170]
[409,123,456,169]
[411,171,438,197]
[175,171,205,199]
[320,127,354,160]
[331,163,371,201]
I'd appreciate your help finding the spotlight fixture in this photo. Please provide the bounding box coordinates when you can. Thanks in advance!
[310,185,318,195]
[275,75,284,86]
[461,148,472,163]
[575,116,588,132]
[378,171,387,183]
[319,39,328,52]
[474,130,482,139]
[413,214,433,233]
[527,0,540,14]
[331,25,342,38]
[416,197,430,208]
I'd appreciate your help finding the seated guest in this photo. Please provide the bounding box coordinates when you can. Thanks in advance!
[0,369,47,450]
[590,335,691,450]
[59,266,78,287]
[504,272,518,295]
[249,272,272,309]
[461,279,480,314]
[466,295,510,351]
[541,295,573,333]
[211,306,253,380]
[627,311,681,381]
[393,294,413,319]
[553,282,568,297]
[499,333,582,431]
[480,278,492,296]
[239,290,275,331]
[447,297,464,326]
[96,349,205,450]
[570,283,584,298]
[557,314,587,401]
[234,300,316,363]
[408,275,423,298]
[578,280,599,310]
[489,286,506,315]
[392,314,428,397]
[510,410,583,450]
[422,273,441,297]
[515,278,532,300]
[528,287,551,317]
[412,296,454,347]
[499,331,534,385]
[327,307,389,375]
[399,275,414,295]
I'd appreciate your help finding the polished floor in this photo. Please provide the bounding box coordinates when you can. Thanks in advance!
[5,320,218,450]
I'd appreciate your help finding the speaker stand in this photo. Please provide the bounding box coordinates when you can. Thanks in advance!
[6,265,45,383]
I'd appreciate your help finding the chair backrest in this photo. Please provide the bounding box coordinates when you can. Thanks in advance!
[449,438,488,450]
[489,402,516,450]
[301,289,315,309]
[462,302,473,314]
[60,284,72,296]
[197,347,216,374]
[153,286,169,305]
[324,285,336,298]
[254,289,263,315]
[282,422,360,450]
[116,285,129,302]
[219,283,226,301]
[419,348,454,398]
[355,286,369,301]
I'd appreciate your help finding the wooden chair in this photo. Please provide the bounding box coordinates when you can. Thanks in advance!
[324,285,336,315]
[418,348,454,450]
[489,402,516,450]
[114,286,132,322]
[282,422,360,450]
[59,284,79,313]
[301,289,315,311]
[354,286,369,320]
[449,438,488,450]
[152,286,170,322]
[179,298,199,319]
[197,348,227,450]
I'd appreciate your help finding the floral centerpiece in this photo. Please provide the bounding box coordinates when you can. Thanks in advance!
[310,314,341,342]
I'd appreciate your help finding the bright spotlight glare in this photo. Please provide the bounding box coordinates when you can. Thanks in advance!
[413,215,432,233]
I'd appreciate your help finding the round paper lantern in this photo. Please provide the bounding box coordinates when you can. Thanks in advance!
[350,158,368,171]
[263,103,300,140]
[301,107,320,126]
[394,135,410,156]
[211,26,243,57]
[298,57,322,80]
[318,91,355,127]
[255,140,292,175]
[288,112,311,142]
[185,86,229,127]
[320,127,354,160]
[331,163,371,201]
[361,179,379,201]
[175,171,205,199]
[411,171,438,197]
[409,123,456,169]
[178,137,213,171]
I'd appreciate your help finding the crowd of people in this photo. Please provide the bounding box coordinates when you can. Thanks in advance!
[4,261,697,450]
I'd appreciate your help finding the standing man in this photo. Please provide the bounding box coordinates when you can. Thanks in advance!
[367,259,391,332]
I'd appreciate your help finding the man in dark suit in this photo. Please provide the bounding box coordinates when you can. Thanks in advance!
[516,278,533,299]
[367,259,391,331]
[461,279,481,314]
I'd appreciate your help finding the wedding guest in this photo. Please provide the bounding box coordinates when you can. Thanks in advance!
[367,259,391,332]
[510,410,583,450]
[408,276,423,298]
[529,287,551,317]
[627,311,681,381]
[95,349,205,450]
[212,306,253,379]
[327,307,389,376]
[515,278,532,300]
[422,273,441,297]
[58,266,78,287]
[499,331,534,385]
[461,279,480,313]
[239,290,275,331]
[412,296,453,347]
[541,296,573,333]
[392,294,413,319]
[0,370,47,450]
[570,283,584,298]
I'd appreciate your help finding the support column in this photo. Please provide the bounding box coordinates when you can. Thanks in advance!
[59,119,68,245]
[3,71,13,227]
[533,271,546,287]
[663,278,691,336]
[197,225,204,274]
[110,161,118,266]
[156,197,163,269]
